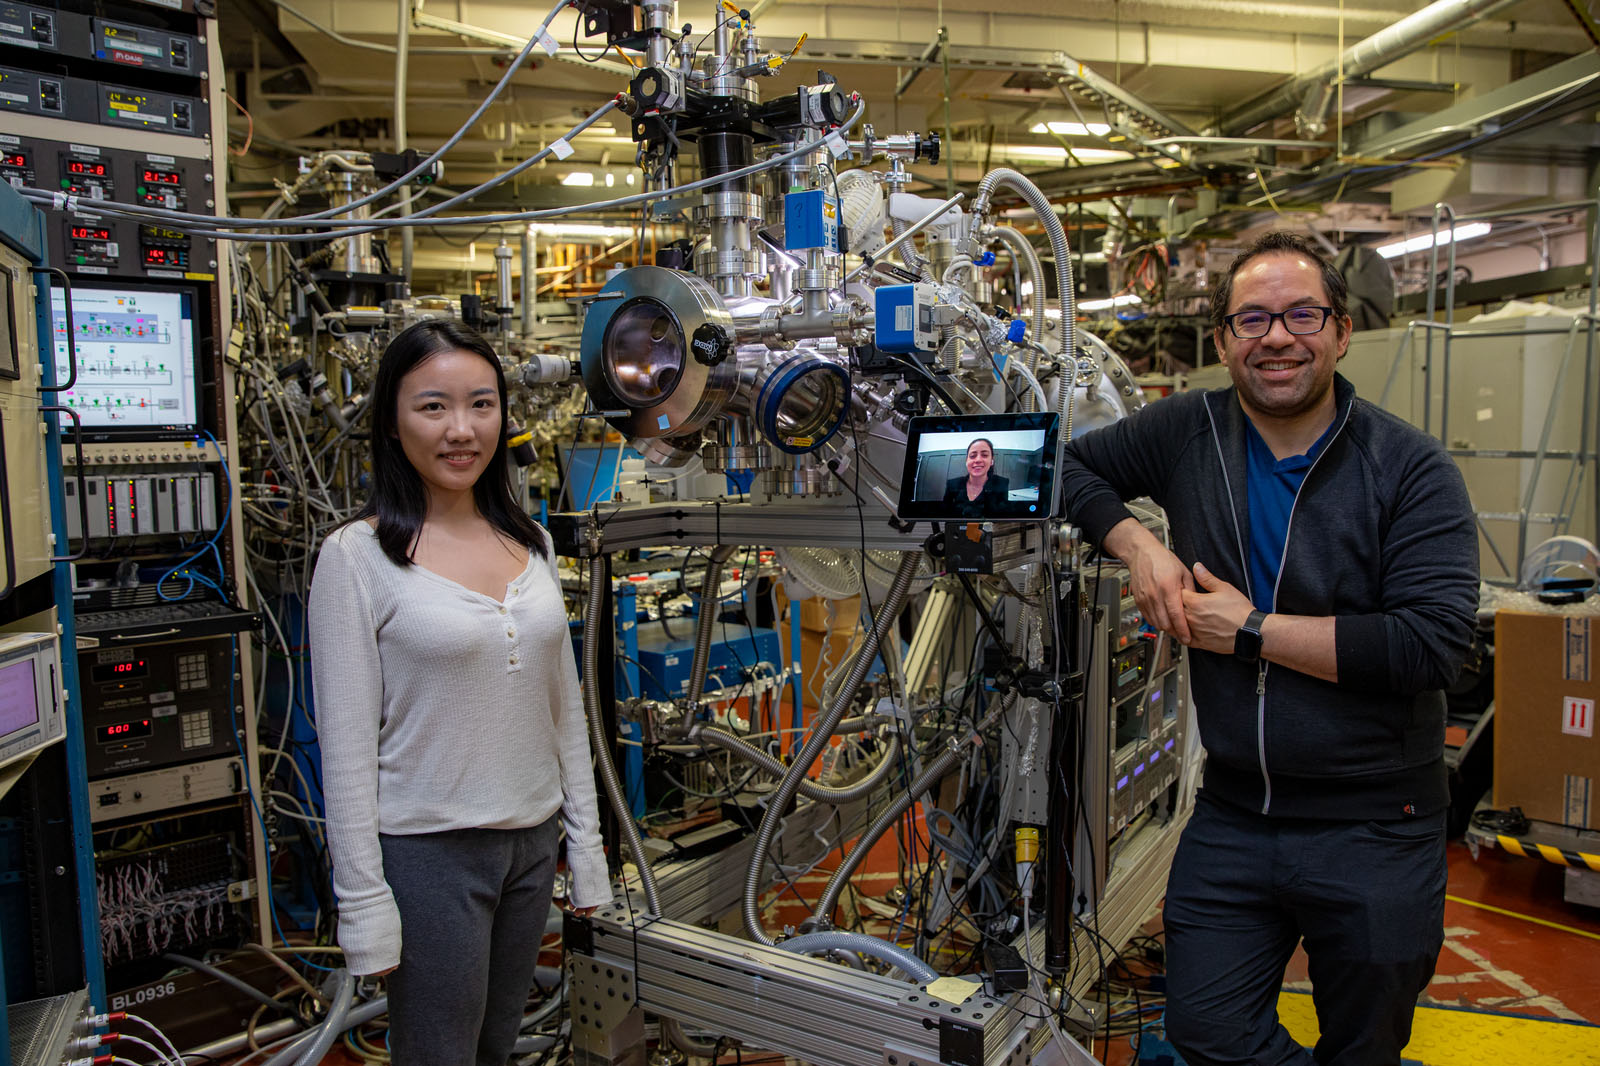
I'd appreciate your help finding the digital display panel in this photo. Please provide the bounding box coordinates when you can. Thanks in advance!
[142,247,186,268]
[95,719,153,744]
[897,412,1061,521]
[90,658,148,683]
[142,167,180,185]
[67,159,109,177]
[71,225,112,242]
[139,225,186,245]
[50,285,201,433]
[1,151,26,167]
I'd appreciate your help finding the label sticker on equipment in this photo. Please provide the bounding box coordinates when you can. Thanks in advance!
[1565,618,1590,681]
[1564,695,1594,738]
[895,304,913,332]
[538,30,559,56]
[1563,775,1591,827]
[657,414,670,430]
[549,138,574,160]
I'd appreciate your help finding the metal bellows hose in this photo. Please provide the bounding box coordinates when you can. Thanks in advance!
[686,544,739,705]
[583,555,659,912]
[742,552,922,944]
[971,169,1074,360]
[582,556,717,1058]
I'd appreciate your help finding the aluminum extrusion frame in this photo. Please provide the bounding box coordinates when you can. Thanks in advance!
[548,499,1047,561]
[566,906,1035,1066]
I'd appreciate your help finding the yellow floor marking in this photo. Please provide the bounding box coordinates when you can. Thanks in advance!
[1446,893,1600,942]
[1277,991,1600,1064]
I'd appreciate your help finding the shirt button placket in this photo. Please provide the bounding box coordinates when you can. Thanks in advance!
[504,596,519,667]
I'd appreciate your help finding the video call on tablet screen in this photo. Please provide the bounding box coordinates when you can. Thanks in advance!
[896,412,1061,522]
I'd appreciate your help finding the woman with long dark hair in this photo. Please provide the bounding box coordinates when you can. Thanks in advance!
[308,320,610,1064]
[942,437,1011,512]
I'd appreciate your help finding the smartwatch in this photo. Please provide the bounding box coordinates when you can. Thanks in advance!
[1234,609,1268,663]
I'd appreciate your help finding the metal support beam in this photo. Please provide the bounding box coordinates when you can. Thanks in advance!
[564,906,1037,1066]
[547,499,1047,560]
[895,32,944,98]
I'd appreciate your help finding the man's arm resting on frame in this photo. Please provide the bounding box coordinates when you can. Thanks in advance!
[1103,516,1195,646]
[1184,561,1338,682]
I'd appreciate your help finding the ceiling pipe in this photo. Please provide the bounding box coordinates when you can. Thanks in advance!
[1216,0,1520,138]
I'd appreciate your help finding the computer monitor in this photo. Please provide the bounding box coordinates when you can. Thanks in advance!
[50,283,201,436]
[0,633,65,772]
[896,411,1062,522]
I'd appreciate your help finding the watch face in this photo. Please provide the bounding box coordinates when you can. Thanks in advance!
[1234,625,1263,661]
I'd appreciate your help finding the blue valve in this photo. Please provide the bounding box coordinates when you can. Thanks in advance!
[973,251,996,267]
[1007,319,1027,344]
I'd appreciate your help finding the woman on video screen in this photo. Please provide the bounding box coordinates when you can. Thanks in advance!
[942,438,1010,511]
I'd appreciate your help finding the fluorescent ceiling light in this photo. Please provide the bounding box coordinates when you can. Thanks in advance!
[605,173,615,187]
[1077,294,1143,312]
[1043,294,1142,318]
[560,171,596,186]
[526,222,635,241]
[1030,121,1111,136]
[1375,221,1491,259]
[1001,144,1134,164]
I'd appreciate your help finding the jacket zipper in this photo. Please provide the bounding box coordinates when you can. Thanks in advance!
[1206,393,1354,814]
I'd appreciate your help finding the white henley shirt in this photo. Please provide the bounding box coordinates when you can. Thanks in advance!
[307,521,612,975]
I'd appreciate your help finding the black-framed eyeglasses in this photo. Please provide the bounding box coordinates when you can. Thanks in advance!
[1223,306,1334,339]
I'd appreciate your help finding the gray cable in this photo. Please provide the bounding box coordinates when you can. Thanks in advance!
[161,953,294,1014]
[690,722,902,802]
[289,971,354,1066]
[20,100,867,244]
[988,224,1049,381]
[813,696,1011,924]
[776,931,938,983]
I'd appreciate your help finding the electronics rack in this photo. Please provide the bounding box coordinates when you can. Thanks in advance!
[0,0,272,1000]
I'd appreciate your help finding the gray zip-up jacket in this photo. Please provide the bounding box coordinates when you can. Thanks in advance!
[1060,374,1478,820]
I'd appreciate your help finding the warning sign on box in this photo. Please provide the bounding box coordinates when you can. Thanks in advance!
[1565,695,1595,738]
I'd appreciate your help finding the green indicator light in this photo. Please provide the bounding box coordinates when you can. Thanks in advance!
[137,186,146,195]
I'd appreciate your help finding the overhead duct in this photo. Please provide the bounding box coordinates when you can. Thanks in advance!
[1216,0,1520,138]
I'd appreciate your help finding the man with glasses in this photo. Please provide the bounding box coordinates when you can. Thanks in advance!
[1060,231,1478,1065]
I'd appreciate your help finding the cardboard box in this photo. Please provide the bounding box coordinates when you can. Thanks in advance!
[1493,605,1598,829]
[793,593,860,634]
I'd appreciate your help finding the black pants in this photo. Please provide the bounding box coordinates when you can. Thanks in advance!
[1163,791,1446,1066]
[380,818,559,1066]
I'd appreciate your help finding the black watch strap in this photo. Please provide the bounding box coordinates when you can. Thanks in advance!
[1234,609,1268,662]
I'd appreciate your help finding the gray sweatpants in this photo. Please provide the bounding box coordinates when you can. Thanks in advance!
[379,817,560,1066]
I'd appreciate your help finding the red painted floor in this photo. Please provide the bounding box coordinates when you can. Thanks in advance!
[236,827,1600,1065]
